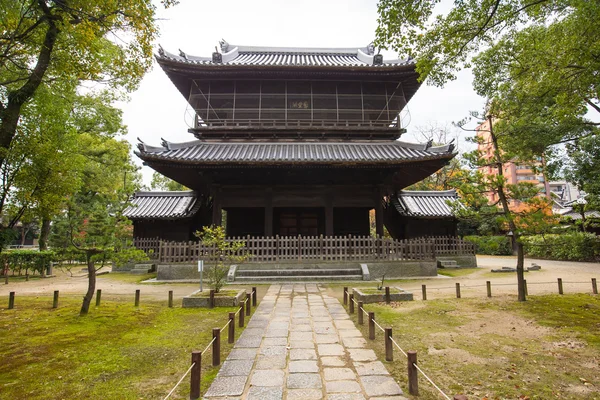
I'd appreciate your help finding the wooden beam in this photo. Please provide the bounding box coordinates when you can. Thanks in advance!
[265,188,273,236]
[375,186,384,237]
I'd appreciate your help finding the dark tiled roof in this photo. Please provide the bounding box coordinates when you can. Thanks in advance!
[156,41,412,68]
[123,191,200,220]
[136,140,455,165]
[393,190,461,218]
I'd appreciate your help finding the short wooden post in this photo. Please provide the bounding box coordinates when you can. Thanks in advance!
[95,289,102,306]
[135,289,140,307]
[209,289,215,308]
[349,294,354,313]
[228,312,235,344]
[524,280,528,297]
[385,327,393,361]
[343,287,348,305]
[52,290,59,309]
[368,312,375,340]
[408,350,419,395]
[252,287,257,306]
[455,282,461,299]
[239,306,244,327]
[246,293,251,316]
[190,351,201,400]
[486,281,492,298]
[168,290,173,308]
[357,301,364,324]
[558,278,564,295]
[8,291,15,309]
[385,286,391,304]
[592,278,598,295]
[421,284,427,301]
[212,328,220,366]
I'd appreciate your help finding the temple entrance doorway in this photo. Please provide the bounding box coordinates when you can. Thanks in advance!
[274,208,324,236]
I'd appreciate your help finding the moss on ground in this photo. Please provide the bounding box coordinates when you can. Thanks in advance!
[437,268,479,278]
[0,295,243,399]
[333,289,600,400]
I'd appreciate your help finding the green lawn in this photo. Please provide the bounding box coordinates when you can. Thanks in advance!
[0,295,244,399]
[333,291,600,400]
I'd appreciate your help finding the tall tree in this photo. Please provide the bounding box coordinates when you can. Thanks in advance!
[150,172,188,191]
[0,0,177,169]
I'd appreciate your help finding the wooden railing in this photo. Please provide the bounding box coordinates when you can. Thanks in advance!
[133,235,475,264]
[133,237,161,259]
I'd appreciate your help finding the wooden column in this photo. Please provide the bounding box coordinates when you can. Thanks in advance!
[325,192,334,236]
[265,188,273,236]
[374,186,384,237]
[211,186,222,227]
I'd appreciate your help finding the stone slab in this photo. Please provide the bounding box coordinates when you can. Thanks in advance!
[218,360,254,377]
[250,369,285,387]
[360,375,404,397]
[203,375,247,397]
[246,386,283,400]
[289,360,319,373]
[287,373,323,389]
[325,380,362,393]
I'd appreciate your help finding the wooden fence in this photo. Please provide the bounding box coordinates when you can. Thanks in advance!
[133,235,475,264]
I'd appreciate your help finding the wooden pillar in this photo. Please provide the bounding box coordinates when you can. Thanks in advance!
[265,188,273,236]
[211,186,222,227]
[374,186,384,238]
[325,192,334,236]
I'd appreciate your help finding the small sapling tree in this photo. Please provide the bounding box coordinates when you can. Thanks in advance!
[195,226,249,293]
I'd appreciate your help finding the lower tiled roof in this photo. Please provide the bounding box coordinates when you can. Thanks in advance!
[393,190,461,218]
[123,191,200,220]
[136,140,455,165]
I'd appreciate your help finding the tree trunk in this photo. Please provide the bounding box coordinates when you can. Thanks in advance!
[487,115,526,302]
[39,218,51,250]
[79,252,96,316]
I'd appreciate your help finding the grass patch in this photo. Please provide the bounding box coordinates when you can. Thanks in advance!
[437,268,479,278]
[331,287,600,400]
[0,295,244,399]
[99,272,156,284]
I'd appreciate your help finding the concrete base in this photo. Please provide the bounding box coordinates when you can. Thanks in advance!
[352,287,414,303]
[182,289,246,308]
[436,255,478,269]
[365,261,437,280]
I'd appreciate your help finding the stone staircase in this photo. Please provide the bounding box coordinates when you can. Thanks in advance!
[234,263,364,282]
[130,263,155,274]
[437,260,460,269]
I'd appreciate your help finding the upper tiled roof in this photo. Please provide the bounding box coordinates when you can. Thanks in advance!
[393,190,461,218]
[123,191,200,220]
[156,40,412,68]
[136,140,456,165]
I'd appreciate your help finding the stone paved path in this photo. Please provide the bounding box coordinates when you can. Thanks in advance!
[204,284,407,399]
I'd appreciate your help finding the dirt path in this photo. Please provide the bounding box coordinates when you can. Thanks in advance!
[1,256,599,301]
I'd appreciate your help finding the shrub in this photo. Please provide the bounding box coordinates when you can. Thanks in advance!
[463,235,513,255]
[523,232,600,261]
[0,250,56,276]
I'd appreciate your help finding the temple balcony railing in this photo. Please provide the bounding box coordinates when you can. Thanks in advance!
[134,235,476,264]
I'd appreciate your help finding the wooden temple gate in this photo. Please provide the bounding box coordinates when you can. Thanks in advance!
[133,235,475,264]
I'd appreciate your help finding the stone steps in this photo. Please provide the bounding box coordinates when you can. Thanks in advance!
[234,274,364,282]
[236,268,361,277]
[437,260,460,269]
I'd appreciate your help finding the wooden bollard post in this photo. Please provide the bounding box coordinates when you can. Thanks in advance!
[358,301,364,324]
[455,282,461,299]
[407,350,419,395]
[385,327,393,361]
[212,328,220,366]
[558,278,564,295]
[209,289,215,308]
[385,286,391,304]
[52,290,59,309]
[252,287,257,306]
[95,289,102,306]
[245,294,250,316]
[239,306,244,327]
[524,280,528,297]
[168,290,173,308]
[422,284,427,301]
[190,351,201,400]
[368,312,375,340]
[486,281,492,298]
[349,294,354,313]
[135,289,140,307]
[343,287,348,305]
[592,278,598,295]
[228,312,235,344]
[8,291,15,309]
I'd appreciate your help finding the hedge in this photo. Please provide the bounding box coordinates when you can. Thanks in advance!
[463,235,513,255]
[522,232,600,262]
[0,250,56,275]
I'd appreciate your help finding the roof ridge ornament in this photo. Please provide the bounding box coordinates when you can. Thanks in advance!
[367,42,375,55]
[161,138,171,150]
[178,49,187,60]
[212,46,222,63]
[219,39,229,52]
[158,44,165,57]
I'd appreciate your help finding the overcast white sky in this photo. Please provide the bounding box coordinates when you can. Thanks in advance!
[119,0,485,185]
